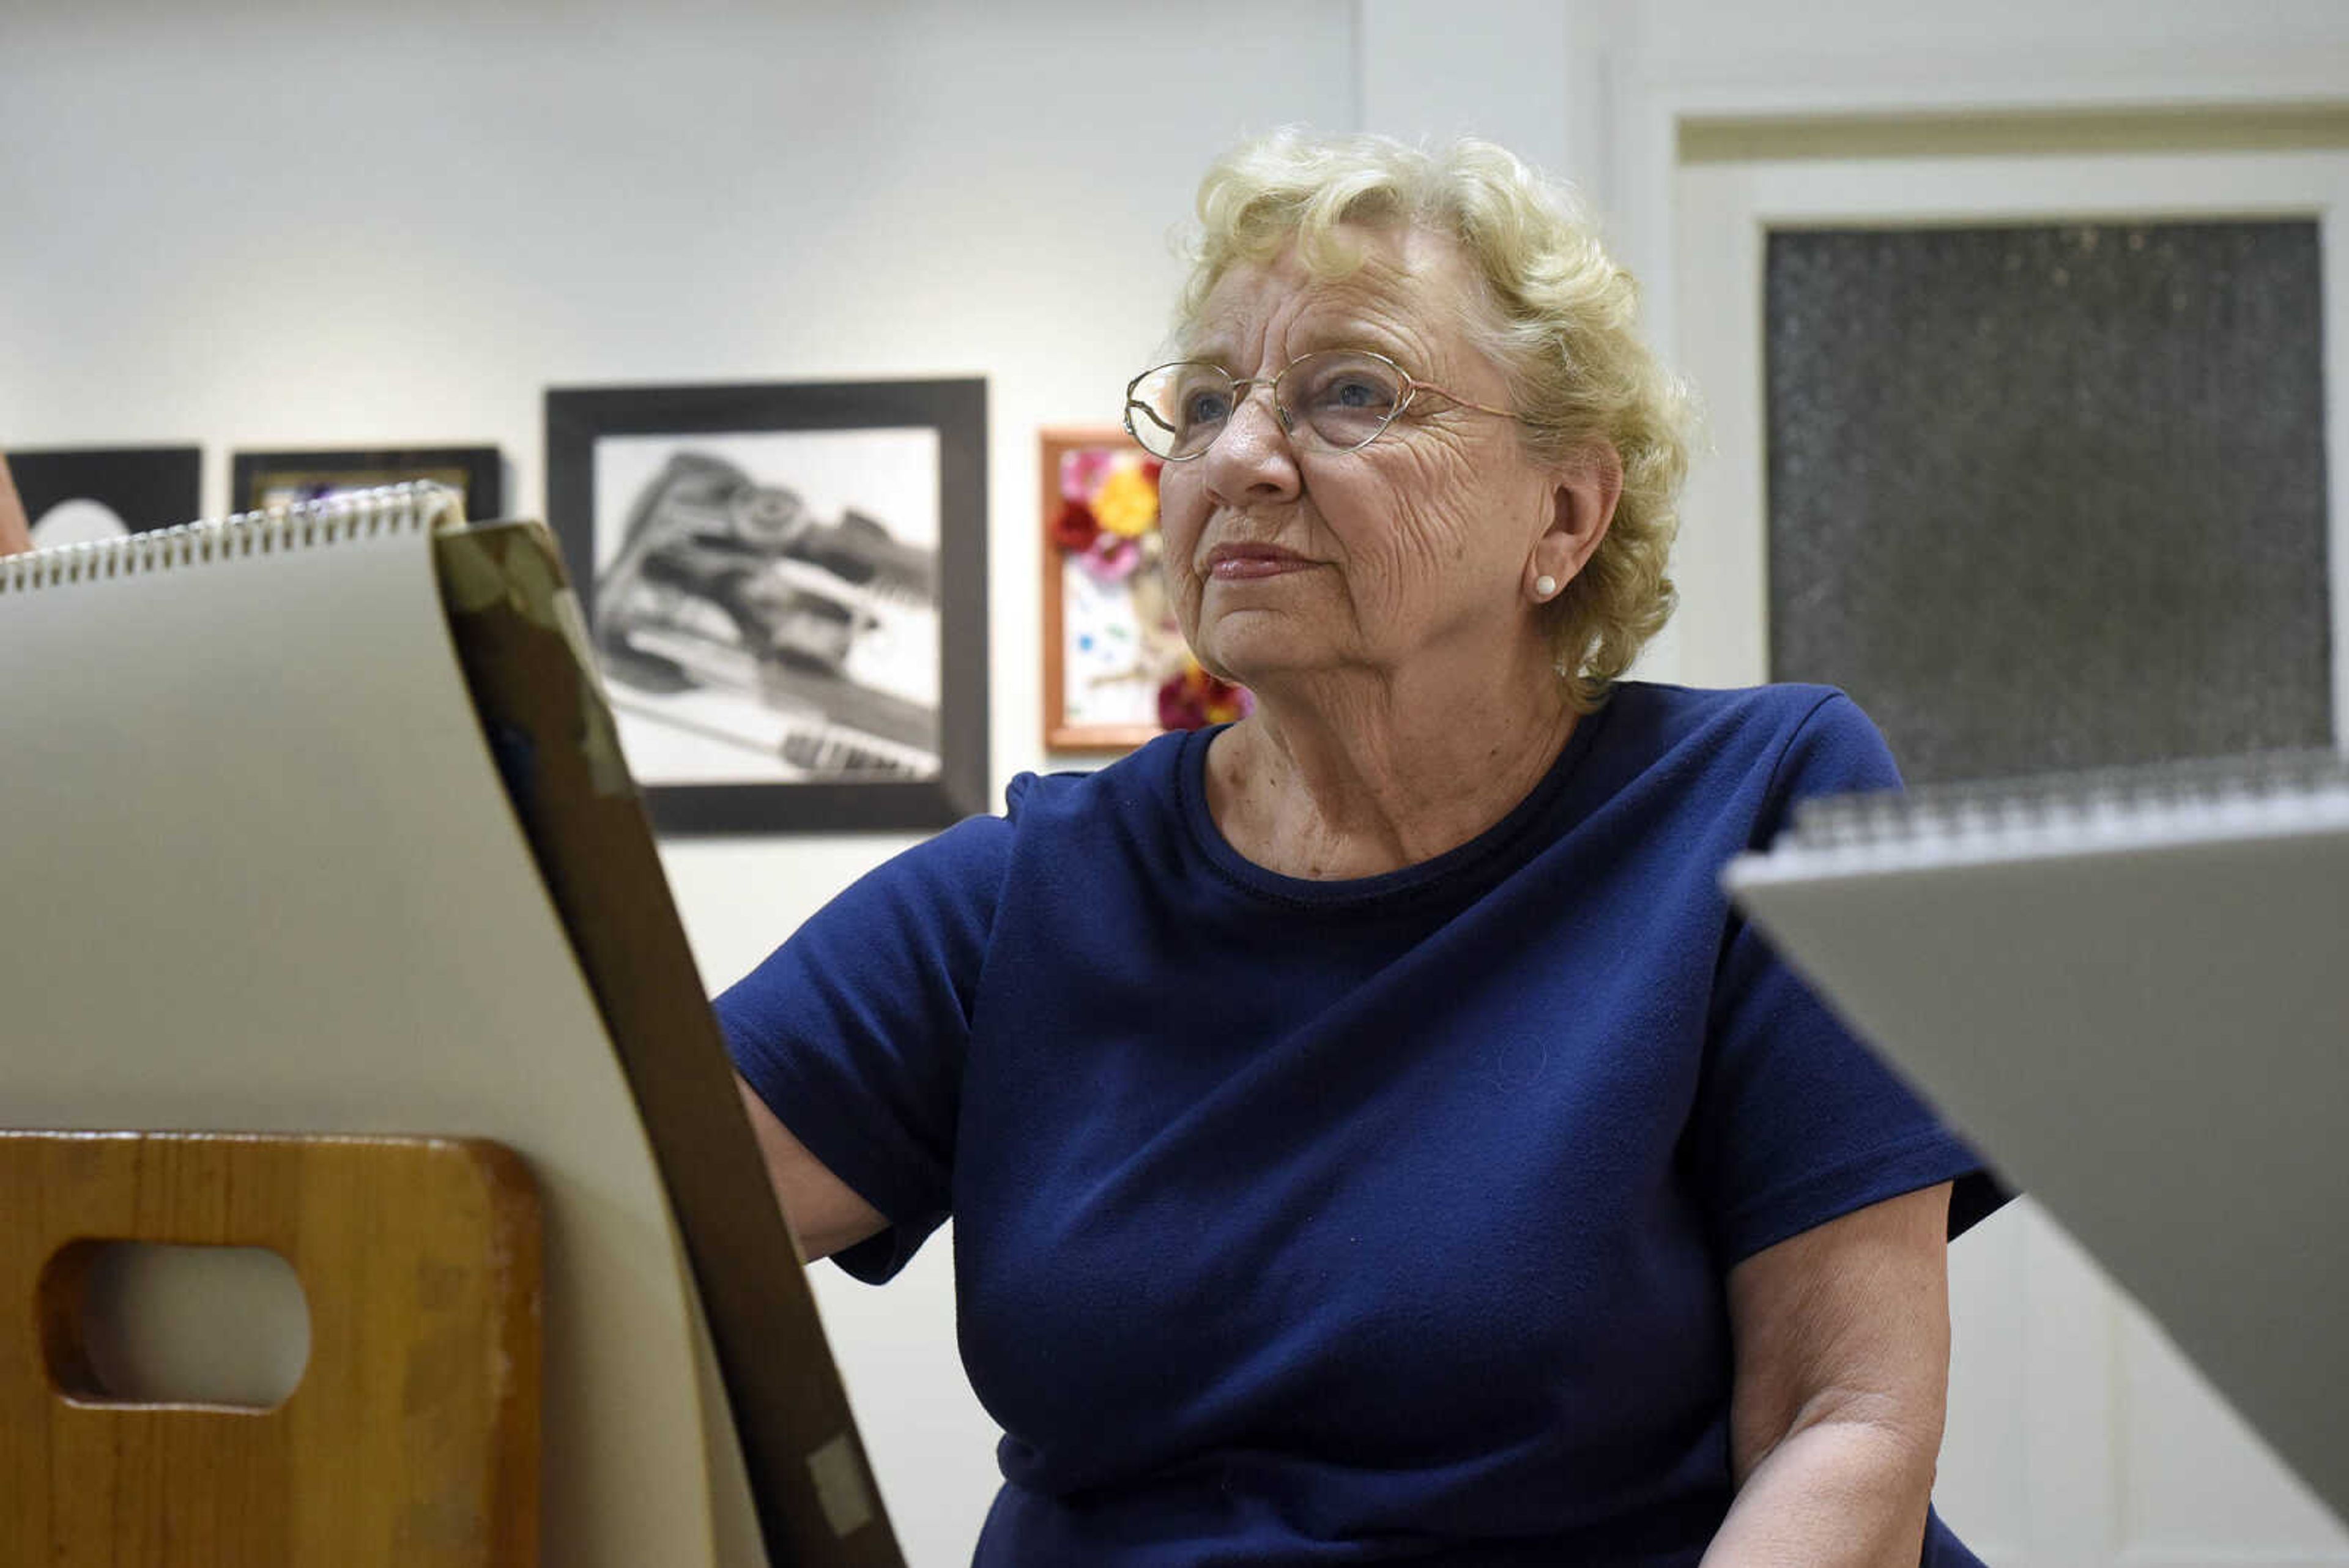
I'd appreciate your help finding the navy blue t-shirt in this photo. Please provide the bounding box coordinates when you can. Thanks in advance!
[719,683,2005,1566]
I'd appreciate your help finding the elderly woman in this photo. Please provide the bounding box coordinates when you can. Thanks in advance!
[722,132,2003,1566]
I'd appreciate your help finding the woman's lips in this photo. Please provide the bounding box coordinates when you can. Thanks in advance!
[1205,544,1313,581]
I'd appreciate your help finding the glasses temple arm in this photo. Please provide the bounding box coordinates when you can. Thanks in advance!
[1403,378,1526,423]
[1125,399,1179,437]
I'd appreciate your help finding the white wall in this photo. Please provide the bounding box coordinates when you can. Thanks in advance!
[10,2,2349,1564]
[1,4,1357,1561]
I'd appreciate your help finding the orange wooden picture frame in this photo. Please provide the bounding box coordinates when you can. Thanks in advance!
[1039,425,1164,752]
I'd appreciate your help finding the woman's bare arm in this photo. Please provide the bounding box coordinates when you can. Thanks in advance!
[735,1074,890,1262]
[0,455,31,555]
[1701,1181,1954,1567]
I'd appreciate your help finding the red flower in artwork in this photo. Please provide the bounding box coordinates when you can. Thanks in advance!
[1157,660,1255,731]
[1157,675,1208,731]
[1052,500,1102,552]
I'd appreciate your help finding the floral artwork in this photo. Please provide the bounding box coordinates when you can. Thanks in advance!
[1156,656,1253,731]
[1042,430,1252,750]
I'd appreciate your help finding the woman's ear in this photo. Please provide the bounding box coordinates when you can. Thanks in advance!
[1533,444,1622,592]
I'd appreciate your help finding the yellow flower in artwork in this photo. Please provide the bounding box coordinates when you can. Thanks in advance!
[1092,462,1159,539]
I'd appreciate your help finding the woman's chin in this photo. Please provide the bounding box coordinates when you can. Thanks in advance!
[1195,612,1347,682]
[1195,638,1318,691]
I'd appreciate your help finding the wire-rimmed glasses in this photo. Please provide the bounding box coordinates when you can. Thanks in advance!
[1123,347,1524,462]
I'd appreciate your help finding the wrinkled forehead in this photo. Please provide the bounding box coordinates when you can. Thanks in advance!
[1174,223,1489,366]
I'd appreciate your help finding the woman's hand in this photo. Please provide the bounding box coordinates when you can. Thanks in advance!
[1701,1182,1954,1566]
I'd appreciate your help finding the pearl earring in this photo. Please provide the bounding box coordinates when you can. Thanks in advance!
[1533,574,1559,600]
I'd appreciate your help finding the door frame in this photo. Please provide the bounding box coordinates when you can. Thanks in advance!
[1616,62,2349,1564]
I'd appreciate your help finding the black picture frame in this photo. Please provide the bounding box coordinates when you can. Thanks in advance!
[232,446,504,521]
[545,377,989,836]
[9,447,202,544]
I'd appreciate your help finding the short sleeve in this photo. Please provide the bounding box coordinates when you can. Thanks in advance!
[716,806,1015,1283]
[1688,692,2010,1264]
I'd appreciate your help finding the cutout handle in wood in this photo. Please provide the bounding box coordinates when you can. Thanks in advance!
[0,1131,541,1567]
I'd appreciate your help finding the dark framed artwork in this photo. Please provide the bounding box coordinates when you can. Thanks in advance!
[7,447,201,546]
[546,378,988,835]
[1039,425,1251,752]
[232,446,503,521]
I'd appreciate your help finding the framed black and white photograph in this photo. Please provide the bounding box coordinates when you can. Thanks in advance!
[8,447,201,546]
[545,377,987,834]
[231,446,503,520]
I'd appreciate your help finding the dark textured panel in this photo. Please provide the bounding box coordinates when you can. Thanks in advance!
[1765,220,2331,784]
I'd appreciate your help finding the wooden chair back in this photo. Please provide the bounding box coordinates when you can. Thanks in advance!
[0,1131,541,1567]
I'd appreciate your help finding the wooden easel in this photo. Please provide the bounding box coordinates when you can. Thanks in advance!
[0,453,30,555]
[1,1131,541,1567]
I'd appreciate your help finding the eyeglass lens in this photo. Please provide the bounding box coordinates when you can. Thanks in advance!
[1126,351,1406,461]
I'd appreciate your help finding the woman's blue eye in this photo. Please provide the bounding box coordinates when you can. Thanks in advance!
[1182,390,1233,426]
[1304,373,1396,413]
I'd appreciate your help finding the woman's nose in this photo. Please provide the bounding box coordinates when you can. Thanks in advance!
[1200,385,1302,505]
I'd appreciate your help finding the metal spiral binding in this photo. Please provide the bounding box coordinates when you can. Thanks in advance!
[1787,747,2349,855]
[0,481,462,596]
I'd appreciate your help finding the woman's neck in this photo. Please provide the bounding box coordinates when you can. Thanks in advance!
[1203,649,1580,881]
